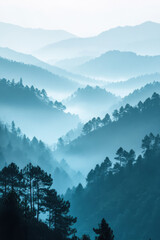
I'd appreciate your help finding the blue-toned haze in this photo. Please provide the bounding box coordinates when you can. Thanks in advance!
[0,1,160,239]
[0,0,159,37]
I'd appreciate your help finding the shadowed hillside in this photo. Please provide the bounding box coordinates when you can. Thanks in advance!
[0,22,76,53]
[35,22,160,61]
[0,57,79,99]
[54,93,160,172]
[66,134,160,240]
[0,78,79,143]
[63,85,120,121]
[105,73,160,96]
[76,51,160,80]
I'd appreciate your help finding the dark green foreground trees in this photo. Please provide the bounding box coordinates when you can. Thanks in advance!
[93,219,114,240]
[0,163,76,240]
[66,133,160,240]
[0,185,114,240]
[0,162,114,240]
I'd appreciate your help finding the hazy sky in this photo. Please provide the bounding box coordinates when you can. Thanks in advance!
[0,0,160,37]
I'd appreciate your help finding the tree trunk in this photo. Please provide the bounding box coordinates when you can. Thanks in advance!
[37,184,39,221]
[4,181,6,196]
[29,176,32,211]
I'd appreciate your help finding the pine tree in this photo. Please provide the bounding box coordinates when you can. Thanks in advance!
[93,218,114,240]
[32,166,52,221]
[23,163,35,212]
[82,122,92,135]
[0,163,77,239]
[114,147,127,166]
[81,234,91,240]
[112,109,119,121]
[11,121,16,135]
[43,188,77,239]
[102,114,111,126]
[3,163,21,192]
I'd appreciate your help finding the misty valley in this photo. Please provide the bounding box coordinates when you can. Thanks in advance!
[0,21,160,240]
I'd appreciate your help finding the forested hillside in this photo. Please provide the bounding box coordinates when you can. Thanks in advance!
[0,15,160,240]
[0,120,84,193]
[0,162,114,240]
[0,78,66,110]
[66,134,160,240]
[54,93,160,172]
[0,163,77,240]
[120,81,160,107]
[0,47,95,85]
[0,78,79,143]
[0,57,78,98]
[105,73,160,96]
[0,120,55,171]
[63,85,120,120]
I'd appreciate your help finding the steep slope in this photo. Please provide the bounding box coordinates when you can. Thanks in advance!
[105,73,160,96]
[110,81,160,115]
[0,22,76,53]
[63,85,120,121]
[66,134,160,240]
[120,81,160,107]
[0,120,56,171]
[0,120,83,193]
[35,22,160,61]
[0,47,96,86]
[76,51,160,80]
[0,78,79,144]
[0,57,79,99]
[54,93,160,172]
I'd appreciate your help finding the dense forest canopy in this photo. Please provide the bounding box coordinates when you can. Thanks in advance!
[0,78,66,110]
[0,162,115,240]
[0,78,79,143]
[0,20,160,240]
[82,90,160,135]
[54,92,160,172]
[0,163,77,240]
[0,120,84,194]
[0,119,55,170]
[120,81,160,107]
[66,133,160,240]
[63,85,120,121]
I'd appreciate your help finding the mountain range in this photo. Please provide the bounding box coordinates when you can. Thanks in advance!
[54,56,92,71]
[0,57,79,99]
[35,22,160,61]
[105,73,160,96]
[0,22,76,53]
[120,81,160,107]
[63,85,120,121]
[0,47,97,87]
[54,93,160,173]
[76,50,160,80]
[0,78,79,144]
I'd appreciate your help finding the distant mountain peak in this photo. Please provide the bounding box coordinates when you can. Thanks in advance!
[0,22,77,53]
[0,21,76,36]
[98,21,160,36]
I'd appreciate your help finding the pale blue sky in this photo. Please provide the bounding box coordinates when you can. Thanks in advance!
[0,0,160,37]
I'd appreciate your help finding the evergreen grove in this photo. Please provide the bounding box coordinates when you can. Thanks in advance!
[0,162,76,239]
[66,133,160,240]
[0,162,115,240]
